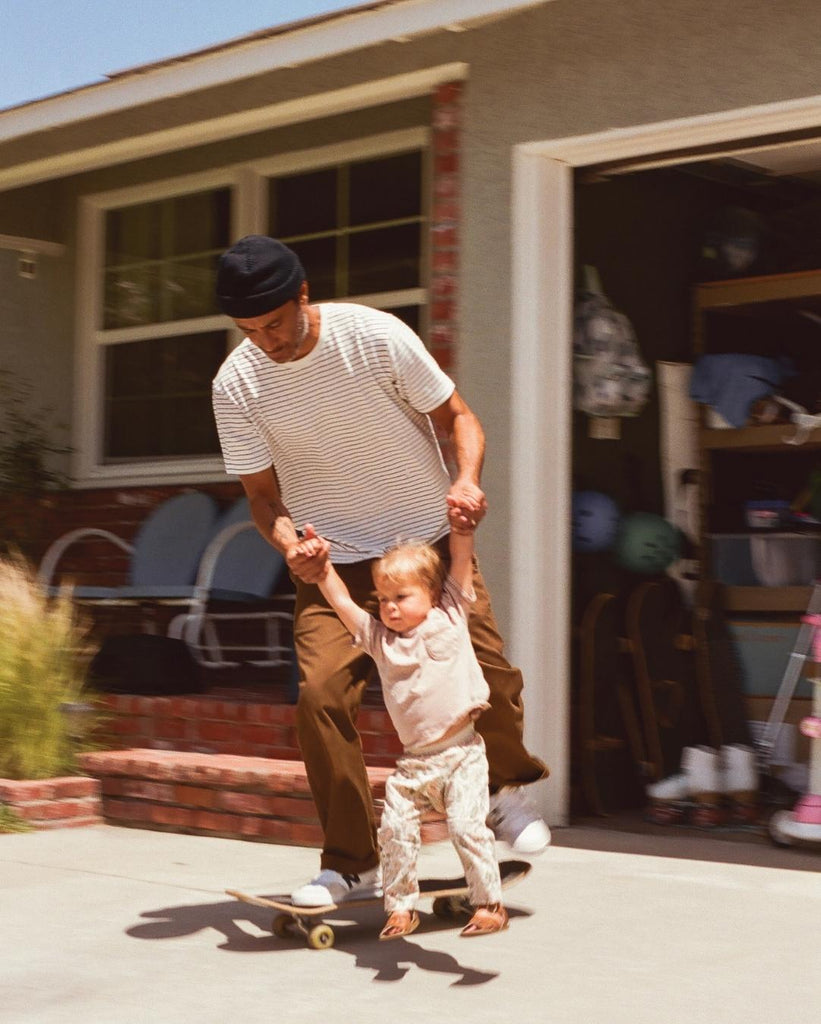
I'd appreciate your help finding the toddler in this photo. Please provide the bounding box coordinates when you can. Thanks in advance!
[296,522,507,939]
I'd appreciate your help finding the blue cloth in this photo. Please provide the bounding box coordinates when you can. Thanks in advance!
[689,354,795,428]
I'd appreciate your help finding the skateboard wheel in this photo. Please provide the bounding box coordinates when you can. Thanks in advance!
[432,896,470,919]
[272,914,294,938]
[432,896,455,919]
[308,924,335,950]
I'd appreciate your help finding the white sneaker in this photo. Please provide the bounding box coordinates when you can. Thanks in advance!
[645,772,689,801]
[487,787,551,854]
[290,865,382,908]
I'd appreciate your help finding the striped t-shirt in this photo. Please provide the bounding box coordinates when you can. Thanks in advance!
[212,303,455,562]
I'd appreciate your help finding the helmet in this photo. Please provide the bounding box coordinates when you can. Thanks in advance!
[572,490,621,553]
[614,512,681,574]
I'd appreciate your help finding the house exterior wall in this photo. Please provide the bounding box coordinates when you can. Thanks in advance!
[4,0,821,629]
[0,182,74,454]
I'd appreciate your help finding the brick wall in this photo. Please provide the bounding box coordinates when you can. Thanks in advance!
[99,695,402,767]
[0,776,102,829]
[429,79,461,378]
[429,80,462,475]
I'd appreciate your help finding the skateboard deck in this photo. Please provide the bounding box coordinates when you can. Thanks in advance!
[227,858,531,949]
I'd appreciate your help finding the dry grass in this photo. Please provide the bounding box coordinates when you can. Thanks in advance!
[0,556,98,780]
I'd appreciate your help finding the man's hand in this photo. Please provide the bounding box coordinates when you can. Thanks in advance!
[446,481,488,534]
[286,523,330,583]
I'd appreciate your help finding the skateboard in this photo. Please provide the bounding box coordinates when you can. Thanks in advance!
[227,858,531,949]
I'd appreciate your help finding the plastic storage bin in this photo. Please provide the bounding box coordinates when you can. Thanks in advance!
[709,533,821,586]
[708,534,758,586]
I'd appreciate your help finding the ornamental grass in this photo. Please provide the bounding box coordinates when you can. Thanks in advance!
[0,556,98,780]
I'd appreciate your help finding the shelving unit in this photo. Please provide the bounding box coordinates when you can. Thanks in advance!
[693,270,821,746]
[694,269,821,604]
[701,423,821,452]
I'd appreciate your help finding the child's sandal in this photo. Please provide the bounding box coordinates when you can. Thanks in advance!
[460,903,509,937]
[379,909,420,941]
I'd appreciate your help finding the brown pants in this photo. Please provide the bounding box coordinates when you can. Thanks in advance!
[293,538,549,874]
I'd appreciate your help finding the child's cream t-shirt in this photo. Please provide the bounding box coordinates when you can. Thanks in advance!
[353,576,490,751]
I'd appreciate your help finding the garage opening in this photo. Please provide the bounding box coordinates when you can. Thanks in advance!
[512,108,821,844]
[571,135,821,841]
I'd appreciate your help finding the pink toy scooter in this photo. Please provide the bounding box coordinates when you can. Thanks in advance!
[769,612,821,847]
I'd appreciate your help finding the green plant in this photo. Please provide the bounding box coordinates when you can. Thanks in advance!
[0,804,34,833]
[0,368,72,556]
[0,368,70,497]
[0,556,100,780]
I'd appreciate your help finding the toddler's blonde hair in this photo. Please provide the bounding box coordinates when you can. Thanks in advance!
[373,540,444,598]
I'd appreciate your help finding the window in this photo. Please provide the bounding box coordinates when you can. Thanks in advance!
[94,186,231,468]
[104,190,230,329]
[79,131,429,483]
[103,332,225,461]
[267,149,425,327]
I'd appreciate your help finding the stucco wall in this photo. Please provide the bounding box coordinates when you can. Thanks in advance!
[0,226,73,482]
[454,0,821,626]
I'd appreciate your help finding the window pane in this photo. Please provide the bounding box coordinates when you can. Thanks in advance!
[350,151,422,227]
[270,168,337,237]
[103,332,226,460]
[104,264,160,328]
[348,223,421,294]
[168,191,230,257]
[103,188,230,328]
[291,236,337,301]
[106,204,162,264]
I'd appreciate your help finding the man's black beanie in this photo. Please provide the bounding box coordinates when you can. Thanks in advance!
[216,235,305,318]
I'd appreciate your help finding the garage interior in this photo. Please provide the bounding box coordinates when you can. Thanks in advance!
[569,134,821,849]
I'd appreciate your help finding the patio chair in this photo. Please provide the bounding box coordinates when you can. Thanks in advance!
[167,498,295,669]
[37,491,220,604]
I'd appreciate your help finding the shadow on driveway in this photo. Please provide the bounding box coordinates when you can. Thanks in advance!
[127,898,533,985]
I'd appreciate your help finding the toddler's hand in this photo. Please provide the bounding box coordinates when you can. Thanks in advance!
[287,523,330,583]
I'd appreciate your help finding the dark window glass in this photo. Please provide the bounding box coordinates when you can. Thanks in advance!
[103,332,226,460]
[349,151,422,226]
[103,189,230,328]
[348,223,421,294]
[290,236,338,301]
[270,168,337,237]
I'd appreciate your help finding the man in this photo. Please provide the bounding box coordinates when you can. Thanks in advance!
[212,235,549,906]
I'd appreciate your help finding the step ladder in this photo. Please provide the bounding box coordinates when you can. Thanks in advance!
[755,579,821,772]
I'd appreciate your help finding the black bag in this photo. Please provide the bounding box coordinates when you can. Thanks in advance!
[89,634,201,695]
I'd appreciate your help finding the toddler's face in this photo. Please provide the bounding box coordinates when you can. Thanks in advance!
[374,573,434,633]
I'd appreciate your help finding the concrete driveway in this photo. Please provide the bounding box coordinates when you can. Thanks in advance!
[1,823,817,1024]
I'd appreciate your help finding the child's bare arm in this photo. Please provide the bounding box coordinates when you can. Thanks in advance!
[448,525,475,596]
[294,523,365,636]
[316,561,365,637]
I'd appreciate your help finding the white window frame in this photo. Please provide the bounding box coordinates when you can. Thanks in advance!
[509,96,821,826]
[74,128,429,487]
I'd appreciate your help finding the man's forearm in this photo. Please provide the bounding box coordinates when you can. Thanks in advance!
[249,495,299,555]
[450,407,485,485]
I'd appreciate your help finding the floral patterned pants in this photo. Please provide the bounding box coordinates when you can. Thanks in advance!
[378,731,503,912]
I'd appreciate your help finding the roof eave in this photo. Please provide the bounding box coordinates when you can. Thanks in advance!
[0,0,548,142]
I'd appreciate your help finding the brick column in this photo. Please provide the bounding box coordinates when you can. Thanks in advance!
[429,80,462,474]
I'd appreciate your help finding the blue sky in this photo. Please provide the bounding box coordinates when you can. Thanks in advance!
[1,1,360,111]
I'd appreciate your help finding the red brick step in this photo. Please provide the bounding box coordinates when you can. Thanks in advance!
[0,776,102,829]
[79,748,448,846]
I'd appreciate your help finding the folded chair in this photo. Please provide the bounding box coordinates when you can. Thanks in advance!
[167,498,295,669]
[37,491,220,603]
